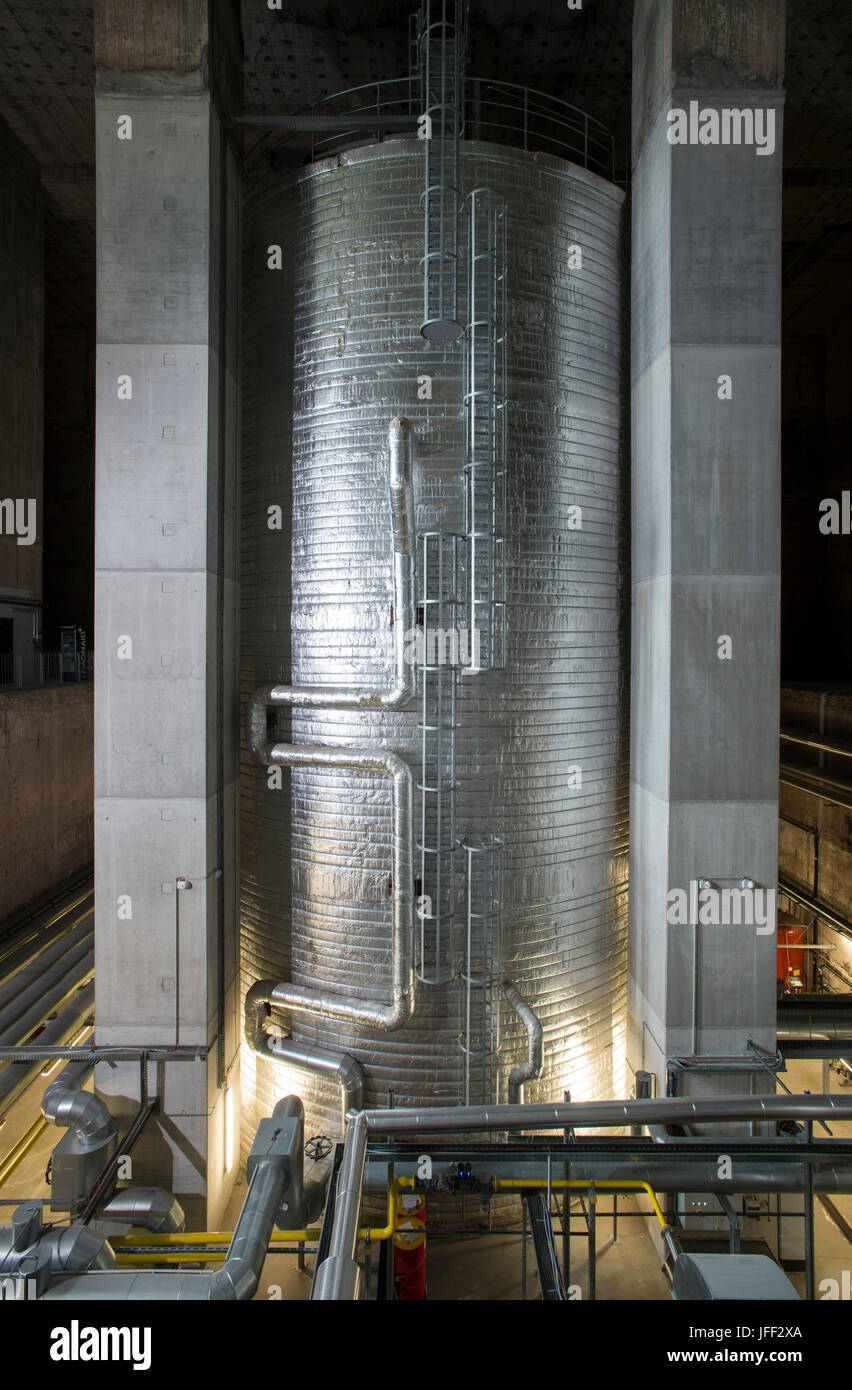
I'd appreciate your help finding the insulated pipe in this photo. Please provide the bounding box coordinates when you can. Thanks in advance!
[242,747,414,1031]
[0,917,92,1033]
[99,1189,186,1235]
[362,1094,852,1135]
[271,1097,329,1227]
[780,728,852,761]
[778,1021,850,1042]
[270,1035,363,1131]
[780,763,852,814]
[41,1059,117,1150]
[210,1160,287,1300]
[0,1224,116,1279]
[778,999,852,1041]
[361,1159,852,1195]
[245,416,415,735]
[243,984,365,1128]
[42,1271,212,1300]
[37,1101,315,1301]
[0,983,93,1117]
[0,892,92,981]
[0,946,93,1049]
[313,1093,852,1299]
[503,982,544,1103]
[312,1111,368,1302]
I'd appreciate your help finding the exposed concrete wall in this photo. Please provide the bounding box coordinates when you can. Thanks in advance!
[629,0,785,1098]
[0,114,44,602]
[93,0,242,1229]
[43,325,95,648]
[0,685,93,919]
[94,0,211,72]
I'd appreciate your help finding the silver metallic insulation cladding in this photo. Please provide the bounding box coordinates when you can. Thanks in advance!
[240,139,627,1141]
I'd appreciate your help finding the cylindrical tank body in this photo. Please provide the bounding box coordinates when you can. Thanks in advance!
[241,139,627,1141]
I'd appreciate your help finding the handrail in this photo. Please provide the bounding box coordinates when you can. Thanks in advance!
[242,75,614,178]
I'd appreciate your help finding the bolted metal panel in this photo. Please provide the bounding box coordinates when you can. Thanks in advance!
[241,138,627,1139]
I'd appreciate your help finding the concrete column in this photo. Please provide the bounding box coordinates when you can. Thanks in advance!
[628,0,785,1102]
[0,116,44,644]
[93,0,242,1226]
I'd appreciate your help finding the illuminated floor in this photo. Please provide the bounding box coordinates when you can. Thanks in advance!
[2,1052,849,1301]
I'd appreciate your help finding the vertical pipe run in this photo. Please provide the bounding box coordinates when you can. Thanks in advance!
[803,1121,815,1301]
[587,1182,596,1301]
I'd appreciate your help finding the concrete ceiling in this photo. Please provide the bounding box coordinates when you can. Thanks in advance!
[0,0,847,327]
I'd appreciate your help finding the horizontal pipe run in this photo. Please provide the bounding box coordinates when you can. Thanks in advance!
[0,1045,208,1062]
[781,1039,852,1059]
[243,992,365,1129]
[0,927,93,1042]
[267,1037,364,1133]
[41,1272,214,1301]
[780,763,852,814]
[0,988,93,1118]
[0,955,94,1055]
[313,1092,852,1299]
[496,1178,667,1231]
[230,114,417,133]
[107,1178,412,1254]
[0,891,93,980]
[362,1159,852,1194]
[100,1188,185,1235]
[495,1167,852,1194]
[362,1093,852,1135]
[0,1224,115,1278]
[780,728,852,760]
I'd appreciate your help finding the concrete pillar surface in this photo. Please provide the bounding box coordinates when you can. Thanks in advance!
[93,0,241,1225]
[629,0,785,1098]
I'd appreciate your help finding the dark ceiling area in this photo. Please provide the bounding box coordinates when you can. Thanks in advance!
[0,0,848,670]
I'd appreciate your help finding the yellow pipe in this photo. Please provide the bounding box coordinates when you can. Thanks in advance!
[112,1229,315,1248]
[494,1178,667,1232]
[114,1177,666,1272]
[110,1175,416,1264]
[0,1116,49,1188]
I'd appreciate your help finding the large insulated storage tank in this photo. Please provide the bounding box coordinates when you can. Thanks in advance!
[241,134,627,1141]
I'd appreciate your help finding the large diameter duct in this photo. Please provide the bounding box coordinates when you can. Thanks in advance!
[241,138,626,1136]
[0,1224,115,1280]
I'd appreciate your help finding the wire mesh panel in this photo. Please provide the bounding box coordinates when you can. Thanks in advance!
[416,0,468,340]
[416,532,462,985]
[463,187,507,671]
[460,836,504,1105]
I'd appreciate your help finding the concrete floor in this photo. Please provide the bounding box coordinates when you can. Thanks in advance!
[230,1053,852,1301]
[2,1053,850,1301]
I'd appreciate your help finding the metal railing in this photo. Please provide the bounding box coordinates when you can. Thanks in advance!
[244,75,614,180]
[415,532,461,986]
[0,651,92,691]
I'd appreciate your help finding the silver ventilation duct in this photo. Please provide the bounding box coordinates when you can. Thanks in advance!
[241,133,626,1140]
